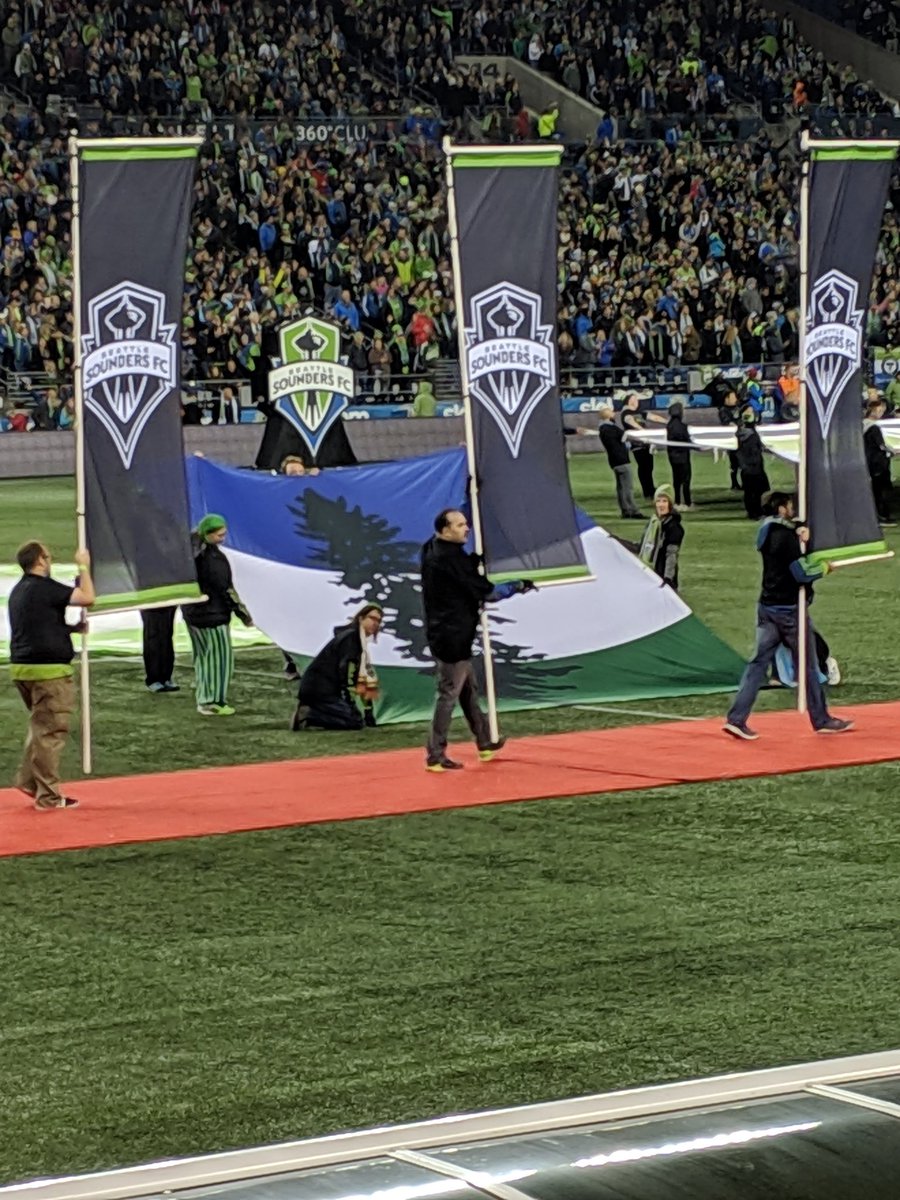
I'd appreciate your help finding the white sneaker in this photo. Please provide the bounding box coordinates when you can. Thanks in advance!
[826,656,841,686]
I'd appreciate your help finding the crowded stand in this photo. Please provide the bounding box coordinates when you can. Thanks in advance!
[0,0,898,432]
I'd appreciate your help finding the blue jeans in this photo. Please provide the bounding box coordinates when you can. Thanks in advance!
[727,605,829,730]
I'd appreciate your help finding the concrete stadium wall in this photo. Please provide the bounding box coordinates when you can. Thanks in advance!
[455,55,601,141]
[770,0,900,101]
[0,419,469,479]
[0,408,727,478]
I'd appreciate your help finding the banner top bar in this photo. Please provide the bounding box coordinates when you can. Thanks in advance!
[443,139,563,160]
[800,131,900,151]
[71,136,205,150]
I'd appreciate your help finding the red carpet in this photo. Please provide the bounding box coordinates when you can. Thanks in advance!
[2,701,899,858]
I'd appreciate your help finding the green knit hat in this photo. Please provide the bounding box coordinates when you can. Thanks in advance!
[197,513,227,539]
[654,484,675,504]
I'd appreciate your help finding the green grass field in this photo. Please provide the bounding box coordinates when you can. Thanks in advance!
[2,454,900,1185]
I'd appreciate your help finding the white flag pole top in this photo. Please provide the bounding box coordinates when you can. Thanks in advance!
[68,133,93,773]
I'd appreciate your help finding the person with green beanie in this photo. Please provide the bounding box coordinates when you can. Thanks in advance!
[182,514,253,716]
[638,485,684,591]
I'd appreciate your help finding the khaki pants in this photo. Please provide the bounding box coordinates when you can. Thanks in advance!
[14,676,75,807]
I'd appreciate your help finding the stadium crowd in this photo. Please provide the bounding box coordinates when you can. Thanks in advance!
[0,0,897,433]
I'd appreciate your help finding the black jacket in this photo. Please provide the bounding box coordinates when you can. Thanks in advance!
[299,623,363,704]
[758,518,822,606]
[651,512,684,587]
[599,418,630,467]
[736,424,766,476]
[666,413,692,464]
[421,535,493,662]
[182,537,250,628]
[864,421,892,478]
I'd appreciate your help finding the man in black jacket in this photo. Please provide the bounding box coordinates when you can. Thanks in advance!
[735,407,770,520]
[421,509,534,772]
[598,404,643,518]
[723,492,853,740]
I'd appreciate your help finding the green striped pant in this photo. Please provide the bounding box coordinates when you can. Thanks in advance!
[188,624,234,706]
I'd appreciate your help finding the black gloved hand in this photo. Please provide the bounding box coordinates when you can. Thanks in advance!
[518,579,537,593]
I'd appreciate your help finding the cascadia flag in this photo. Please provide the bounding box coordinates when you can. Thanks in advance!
[184,451,742,722]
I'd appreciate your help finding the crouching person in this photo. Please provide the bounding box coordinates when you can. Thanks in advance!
[291,603,383,731]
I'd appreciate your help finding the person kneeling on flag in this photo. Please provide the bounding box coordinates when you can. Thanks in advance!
[291,604,383,731]
[421,508,535,772]
[182,514,253,717]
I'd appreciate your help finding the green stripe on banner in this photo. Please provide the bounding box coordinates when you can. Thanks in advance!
[490,565,593,584]
[806,541,890,568]
[452,150,563,169]
[811,146,898,162]
[91,582,202,613]
[81,146,199,161]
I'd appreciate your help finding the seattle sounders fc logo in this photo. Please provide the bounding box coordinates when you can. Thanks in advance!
[805,269,863,439]
[268,316,355,457]
[464,282,556,457]
[81,281,177,469]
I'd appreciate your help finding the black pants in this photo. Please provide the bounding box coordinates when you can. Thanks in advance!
[141,607,176,687]
[742,471,770,519]
[728,449,741,489]
[295,694,363,731]
[670,459,692,506]
[633,449,655,499]
[871,472,892,521]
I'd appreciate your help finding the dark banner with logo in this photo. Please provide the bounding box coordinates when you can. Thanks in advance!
[76,139,201,610]
[449,145,588,582]
[803,142,897,565]
[256,314,358,469]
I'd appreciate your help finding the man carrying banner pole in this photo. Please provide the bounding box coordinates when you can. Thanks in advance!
[71,134,205,773]
[795,132,899,713]
[443,139,591,742]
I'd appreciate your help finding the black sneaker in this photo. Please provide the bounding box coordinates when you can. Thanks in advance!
[478,736,508,762]
[161,680,181,692]
[425,757,464,773]
[283,663,300,682]
[816,717,854,734]
[723,720,759,741]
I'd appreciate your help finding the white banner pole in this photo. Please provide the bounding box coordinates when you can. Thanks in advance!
[797,132,811,717]
[443,136,500,742]
[69,133,92,774]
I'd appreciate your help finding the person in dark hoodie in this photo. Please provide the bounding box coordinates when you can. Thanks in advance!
[735,406,770,520]
[598,404,643,517]
[863,397,895,526]
[291,603,383,731]
[421,508,535,772]
[638,484,684,590]
[182,514,253,717]
[723,491,853,740]
[666,401,694,510]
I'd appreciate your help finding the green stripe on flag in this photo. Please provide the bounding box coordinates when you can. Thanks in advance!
[811,146,898,162]
[80,146,199,161]
[452,150,563,169]
[490,565,593,584]
[806,541,890,568]
[91,582,202,613]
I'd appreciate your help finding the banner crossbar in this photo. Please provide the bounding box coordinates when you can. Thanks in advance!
[73,136,205,150]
